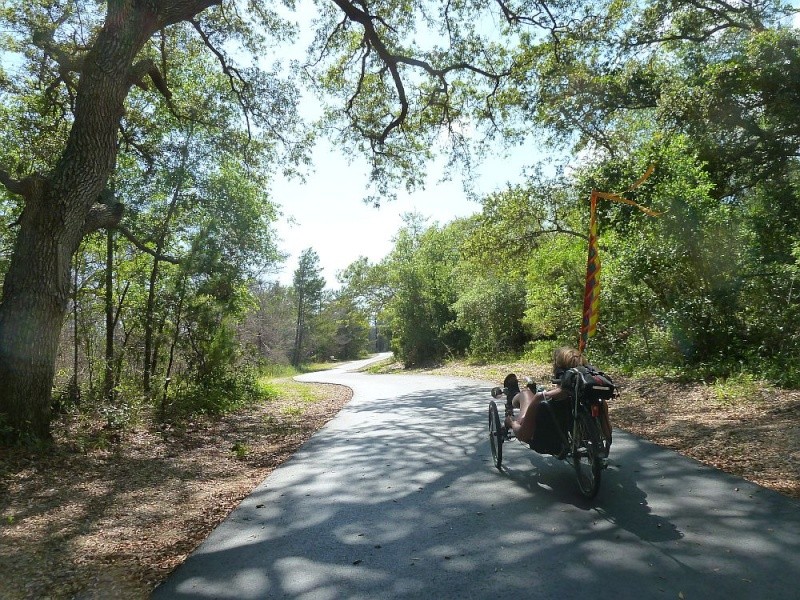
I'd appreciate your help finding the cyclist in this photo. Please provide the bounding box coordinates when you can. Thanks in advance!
[503,346,612,453]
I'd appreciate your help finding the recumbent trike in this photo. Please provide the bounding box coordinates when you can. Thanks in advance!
[488,367,615,499]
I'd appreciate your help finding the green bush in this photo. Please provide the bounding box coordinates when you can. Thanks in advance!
[168,367,262,417]
[453,275,528,358]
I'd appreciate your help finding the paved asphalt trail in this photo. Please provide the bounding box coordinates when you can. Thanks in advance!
[153,355,800,599]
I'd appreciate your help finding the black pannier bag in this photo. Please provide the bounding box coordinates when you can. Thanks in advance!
[560,365,615,402]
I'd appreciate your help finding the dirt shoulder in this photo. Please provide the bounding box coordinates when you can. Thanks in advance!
[0,383,352,600]
[613,374,800,499]
[1,364,798,599]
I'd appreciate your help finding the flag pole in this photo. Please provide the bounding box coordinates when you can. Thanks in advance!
[579,166,660,353]
[579,191,600,353]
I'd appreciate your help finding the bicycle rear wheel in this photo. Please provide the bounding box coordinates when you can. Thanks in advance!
[488,400,503,470]
[572,414,603,498]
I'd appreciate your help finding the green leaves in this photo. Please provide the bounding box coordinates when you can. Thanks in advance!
[379,216,469,365]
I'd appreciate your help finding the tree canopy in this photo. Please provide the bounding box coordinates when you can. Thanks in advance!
[1,0,799,442]
[0,0,531,441]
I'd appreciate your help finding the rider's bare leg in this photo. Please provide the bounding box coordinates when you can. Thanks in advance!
[504,388,542,442]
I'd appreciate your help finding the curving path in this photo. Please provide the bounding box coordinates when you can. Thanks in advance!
[153,354,800,599]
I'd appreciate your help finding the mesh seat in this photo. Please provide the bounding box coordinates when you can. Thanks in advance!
[529,398,571,455]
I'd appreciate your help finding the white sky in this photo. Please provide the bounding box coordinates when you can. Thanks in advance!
[269,140,536,287]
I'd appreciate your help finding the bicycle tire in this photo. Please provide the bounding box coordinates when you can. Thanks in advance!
[488,400,503,470]
[572,413,602,498]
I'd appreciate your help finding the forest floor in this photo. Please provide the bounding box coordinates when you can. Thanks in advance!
[1,360,798,599]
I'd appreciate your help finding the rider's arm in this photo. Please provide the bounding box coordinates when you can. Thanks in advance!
[547,385,568,400]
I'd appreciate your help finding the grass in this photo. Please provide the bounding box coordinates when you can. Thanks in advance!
[257,358,365,404]
[257,377,318,402]
[301,361,340,373]
[255,362,339,436]
[281,406,304,418]
[708,372,767,405]
[363,356,398,374]
[259,361,341,379]
[256,379,282,401]
[230,441,250,459]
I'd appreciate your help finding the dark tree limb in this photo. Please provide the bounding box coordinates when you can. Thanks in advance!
[331,0,510,144]
[84,202,124,233]
[81,189,181,264]
[190,19,253,138]
[625,0,767,47]
[0,169,27,196]
[31,28,86,74]
[116,225,181,265]
[118,123,157,176]
[146,0,224,29]
[0,169,48,200]
[130,58,173,100]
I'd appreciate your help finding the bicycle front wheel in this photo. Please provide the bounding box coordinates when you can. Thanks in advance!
[488,400,503,470]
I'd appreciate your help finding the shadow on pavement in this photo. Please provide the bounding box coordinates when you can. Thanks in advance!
[153,379,800,600]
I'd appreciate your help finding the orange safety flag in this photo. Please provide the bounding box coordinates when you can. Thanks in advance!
[579,192,601,352]
[579,166,660,352]
[594,190,663,217]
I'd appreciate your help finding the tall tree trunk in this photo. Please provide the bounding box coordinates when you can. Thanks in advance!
[143,138,189,395]
[0,30,138,438]
[161,275,187,420]
[68,252,81,405]
[104,229,115,402]
[143,259,161,395]
[292,293,305,367]
[0,2,219,441]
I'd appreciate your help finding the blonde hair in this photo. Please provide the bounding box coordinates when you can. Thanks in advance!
[553,346,587,373]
